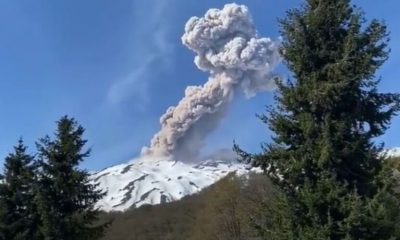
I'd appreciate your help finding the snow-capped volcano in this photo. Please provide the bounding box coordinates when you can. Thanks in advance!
[92,148,400,212]
[91,157,254,212]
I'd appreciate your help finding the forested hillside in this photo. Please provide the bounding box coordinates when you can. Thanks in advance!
[100,154,400,240]
[99,173,272,240]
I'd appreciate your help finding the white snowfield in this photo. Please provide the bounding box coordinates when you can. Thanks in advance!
[91,157,257,212]
[386,147,400,157]
[91,148,400,212]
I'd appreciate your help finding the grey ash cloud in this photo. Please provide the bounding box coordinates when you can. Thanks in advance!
[143,3,281,161]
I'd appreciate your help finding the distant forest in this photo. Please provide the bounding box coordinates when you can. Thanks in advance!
[99,173,274,240]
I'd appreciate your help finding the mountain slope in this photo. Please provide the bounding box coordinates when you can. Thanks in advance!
[92,148,400,212]
[91,157,255,212]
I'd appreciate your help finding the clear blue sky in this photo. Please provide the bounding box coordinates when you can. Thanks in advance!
[0,0,399,171]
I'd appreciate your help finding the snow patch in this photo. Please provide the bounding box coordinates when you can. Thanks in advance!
[91,157,257,212]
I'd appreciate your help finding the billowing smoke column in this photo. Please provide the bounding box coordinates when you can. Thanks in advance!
[143,3,280,161]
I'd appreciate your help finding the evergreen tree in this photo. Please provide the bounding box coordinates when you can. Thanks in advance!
[35,116,107,239]
[235,0,400,239]
[0,139,41,240]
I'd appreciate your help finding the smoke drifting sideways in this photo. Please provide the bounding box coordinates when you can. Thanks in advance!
[142,3,281,162]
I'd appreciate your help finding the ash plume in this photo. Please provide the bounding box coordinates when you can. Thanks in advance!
[143,3,281,161]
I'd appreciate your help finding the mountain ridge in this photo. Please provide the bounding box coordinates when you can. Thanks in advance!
[91,156,258,212]
[92,148,400,212]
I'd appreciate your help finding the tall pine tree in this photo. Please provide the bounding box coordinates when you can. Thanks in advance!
[0,139,41,240]
[236,0,400,239]
[35,116,107,239]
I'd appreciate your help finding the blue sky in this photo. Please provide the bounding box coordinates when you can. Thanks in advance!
[0,0,399,171]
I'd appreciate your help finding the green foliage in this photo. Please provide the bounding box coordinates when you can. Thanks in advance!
[235,0,400,239]
[35,116,107,239]
[0,139,41,240]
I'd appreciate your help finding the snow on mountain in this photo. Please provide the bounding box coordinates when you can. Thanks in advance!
[91,148,400,212]
[91,157,256,212]
[386,148,400,158]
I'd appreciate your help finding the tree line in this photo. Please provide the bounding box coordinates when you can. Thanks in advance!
[0,116,107,240]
